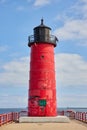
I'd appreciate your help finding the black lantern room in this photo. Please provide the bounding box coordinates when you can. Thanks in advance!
[28,19,58,47]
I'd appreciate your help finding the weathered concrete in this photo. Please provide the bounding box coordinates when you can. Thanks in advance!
[19,116,70,123]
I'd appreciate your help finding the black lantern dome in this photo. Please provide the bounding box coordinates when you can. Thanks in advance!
[28,19,58,47]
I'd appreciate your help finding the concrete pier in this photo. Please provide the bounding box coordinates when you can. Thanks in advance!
[19,116,70,123]
[0,120,87,130]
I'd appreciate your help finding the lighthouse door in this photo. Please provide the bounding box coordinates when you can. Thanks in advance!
[39,99,46,116]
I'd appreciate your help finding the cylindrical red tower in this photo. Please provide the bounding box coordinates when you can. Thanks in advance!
[28,19,58,116]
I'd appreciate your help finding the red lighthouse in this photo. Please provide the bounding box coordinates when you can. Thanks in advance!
[28,19,58,116]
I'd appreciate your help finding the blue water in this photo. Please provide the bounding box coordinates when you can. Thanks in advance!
[0,108,87,114]
[0,108,26,114]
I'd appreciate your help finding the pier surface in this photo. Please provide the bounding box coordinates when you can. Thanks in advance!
[0,120,87,130]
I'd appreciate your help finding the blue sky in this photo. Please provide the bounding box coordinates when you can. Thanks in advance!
[0,0,87,108]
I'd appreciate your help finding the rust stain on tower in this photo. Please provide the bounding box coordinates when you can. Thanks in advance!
[28,19,58,116]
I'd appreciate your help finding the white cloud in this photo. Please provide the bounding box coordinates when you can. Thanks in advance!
[55,53,87,87]
[54,19,87,41]
[0,57,29,87]
[70,0,87,19]
[54,0,87,45]
[58,94,87,107]
[0,95,27,108]
[34,0,50,7]
[0,53,87,88]
[55,53,87,107]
